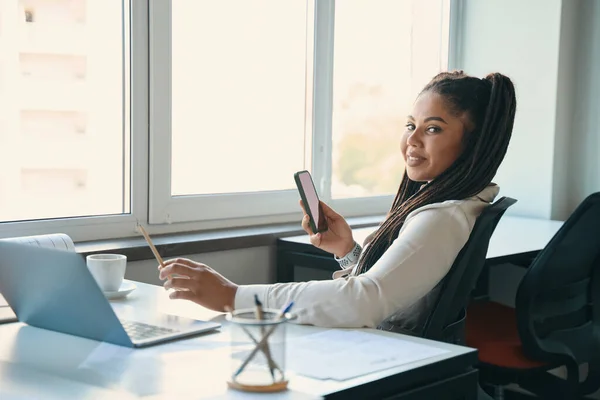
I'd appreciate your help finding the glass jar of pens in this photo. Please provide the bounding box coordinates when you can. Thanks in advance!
[226,297,295,393]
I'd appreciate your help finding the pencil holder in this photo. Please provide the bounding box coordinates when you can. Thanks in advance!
[226,308,292,392]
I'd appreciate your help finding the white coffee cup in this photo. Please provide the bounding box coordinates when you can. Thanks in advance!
[86,254,127,292]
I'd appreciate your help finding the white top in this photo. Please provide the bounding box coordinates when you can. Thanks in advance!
[235,185,500,329]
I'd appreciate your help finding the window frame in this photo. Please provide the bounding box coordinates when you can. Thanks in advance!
[0,0,147,242]
[0,0,459,242]
[148,0,455,227]
[148,0,318,225]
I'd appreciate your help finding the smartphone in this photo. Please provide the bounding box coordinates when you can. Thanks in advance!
[294,170,328,233]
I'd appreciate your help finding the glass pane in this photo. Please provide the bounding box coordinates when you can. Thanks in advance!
[0,0,130,222]
[171,0,310,196]
[331,0,450,199]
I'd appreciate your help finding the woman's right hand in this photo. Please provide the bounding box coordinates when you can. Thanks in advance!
[299,200,355,258]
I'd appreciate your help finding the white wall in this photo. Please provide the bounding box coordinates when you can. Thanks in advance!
[567,0,600,214]
[551,0,580,220]
[125,246,274,287]
[458,0,563,219]
[458,0,600,220]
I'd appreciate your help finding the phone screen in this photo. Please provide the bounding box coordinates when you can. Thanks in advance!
[295,171,328,232]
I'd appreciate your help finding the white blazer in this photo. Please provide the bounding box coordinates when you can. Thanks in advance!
[235,184,499,329]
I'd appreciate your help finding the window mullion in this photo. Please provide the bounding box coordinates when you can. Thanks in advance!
[311,0,335,203]
[447,0,464,70]
[130,0,149,225]
[148,0,173,224]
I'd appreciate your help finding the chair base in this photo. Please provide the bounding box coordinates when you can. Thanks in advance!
[480,383,599,400]
[479,368,594,400]
[480,384,533,400]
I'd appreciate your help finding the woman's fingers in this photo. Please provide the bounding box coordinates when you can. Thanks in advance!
[164,277,194,291]
[301,214,322,246]
[319,201,339,220]
[299,199,307,214]
[301,215,314,235]
[159,263,198,280]
[169,290,195,301]
[162,257,198,267]
[309,232,322,247]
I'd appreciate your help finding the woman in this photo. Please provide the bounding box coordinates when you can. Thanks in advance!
[158,70,517,334]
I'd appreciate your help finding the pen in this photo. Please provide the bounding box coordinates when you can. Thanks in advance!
[233,301,294,379]
[254,295,277,381]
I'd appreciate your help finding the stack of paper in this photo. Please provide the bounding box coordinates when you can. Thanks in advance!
[0,233,75,315]
[286,330,449,381]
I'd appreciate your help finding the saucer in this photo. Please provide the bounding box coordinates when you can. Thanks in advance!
[103,280,136,300]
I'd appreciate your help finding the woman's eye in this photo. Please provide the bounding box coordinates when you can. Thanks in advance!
[426,126,441,133]
[405,123,415,131]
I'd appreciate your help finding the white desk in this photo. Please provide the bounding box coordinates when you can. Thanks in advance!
[485,216,563,261]
[0,282,477,399]
[276,216,564,282]
[282,216,563,259]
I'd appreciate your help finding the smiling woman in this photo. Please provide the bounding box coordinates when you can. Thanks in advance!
[357,71,515,276]
[403,92,466,182]
[157,70,517,338]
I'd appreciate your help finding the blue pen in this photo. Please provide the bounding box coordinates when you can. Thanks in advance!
[278,301,294,318]
[233,301,295,379]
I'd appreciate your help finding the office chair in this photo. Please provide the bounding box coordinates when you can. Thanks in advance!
[466,192,600,399]
[422,196,517,345]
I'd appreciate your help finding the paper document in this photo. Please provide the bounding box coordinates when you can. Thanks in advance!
[286,330,450,381]
[0,234,75,309]
[0,233,76,252]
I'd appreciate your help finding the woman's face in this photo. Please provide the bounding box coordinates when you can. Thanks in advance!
[401,91,467,182]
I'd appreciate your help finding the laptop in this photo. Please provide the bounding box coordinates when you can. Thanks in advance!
[0,241,220,347]
[0,302,17,324]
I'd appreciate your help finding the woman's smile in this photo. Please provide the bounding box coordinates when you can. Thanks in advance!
[406,152,427,167]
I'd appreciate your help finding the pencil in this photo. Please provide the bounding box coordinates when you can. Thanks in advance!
[254,295,277,381]
[226,305,282,378]
[137,223,165,268]
[233,301,294,379]
[137,224,172,281]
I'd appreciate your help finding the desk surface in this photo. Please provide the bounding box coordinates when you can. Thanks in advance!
[280,216,563,261]
[0,282,476,399]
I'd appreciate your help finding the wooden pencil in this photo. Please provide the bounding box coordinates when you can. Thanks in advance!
[137,224,165,268]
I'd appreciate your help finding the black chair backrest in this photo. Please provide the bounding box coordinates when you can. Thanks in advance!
[423,196,517,344]
[516,192,600,394]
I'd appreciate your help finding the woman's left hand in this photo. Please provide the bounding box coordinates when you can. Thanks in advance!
[158,258,238,312]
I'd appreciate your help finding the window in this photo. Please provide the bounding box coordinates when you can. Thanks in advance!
[331,0,451,199]
[150,0,314,223]
[1,0,452,240]
[0,0,130,224]
[20,110,88,136]
[150,0,451,226]
[171,0,309,196]
[24,9,35,23]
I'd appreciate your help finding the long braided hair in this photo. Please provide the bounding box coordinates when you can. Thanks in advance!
[355,70,517,275]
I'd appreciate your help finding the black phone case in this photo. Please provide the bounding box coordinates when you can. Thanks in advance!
[294,170,326,233]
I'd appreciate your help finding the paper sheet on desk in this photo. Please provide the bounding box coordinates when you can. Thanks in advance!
[0,233,76,252]
[0,234,75,307]
[286,330,449,381]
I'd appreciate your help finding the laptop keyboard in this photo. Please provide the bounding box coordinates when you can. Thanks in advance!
[121,320,178,341]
